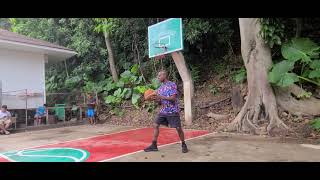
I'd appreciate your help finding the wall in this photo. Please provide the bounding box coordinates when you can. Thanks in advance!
[0,48,45,109]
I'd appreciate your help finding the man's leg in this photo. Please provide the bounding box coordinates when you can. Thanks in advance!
[176,127,188,153]
[0,123,6,133]
[144,123,160,152]
[0,122,10,135]
[152,123,160,142]
[176,127,185,142]
[4,121,11,130]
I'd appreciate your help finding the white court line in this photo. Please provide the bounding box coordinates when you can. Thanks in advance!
[0,153,16,162]
[2,147,89,162]
[0,127,148,154]
[100,131,216,162]
[301,144,320,150]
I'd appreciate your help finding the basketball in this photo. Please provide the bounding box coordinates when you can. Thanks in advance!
[144,89,156,101]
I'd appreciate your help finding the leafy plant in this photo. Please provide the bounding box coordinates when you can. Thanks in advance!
[143,101,157,113]
[190,65,201,84]
[233,68,247,84]
[101,64,158,109]
[208,85,219,95]
[310,118,320,132]
[297,91,312,99]
[268,38,320,88]
[259,18,285,48]
[110,108,125,117]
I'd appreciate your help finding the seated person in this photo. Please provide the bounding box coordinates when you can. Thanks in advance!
[87,94,96,125]
[34,104,47,126]
[0,105,12,135]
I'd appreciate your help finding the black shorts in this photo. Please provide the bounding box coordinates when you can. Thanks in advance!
[155,113,181,128]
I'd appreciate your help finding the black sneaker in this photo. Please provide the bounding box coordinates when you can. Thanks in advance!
[182,143,188,153]
[144,144,158,152]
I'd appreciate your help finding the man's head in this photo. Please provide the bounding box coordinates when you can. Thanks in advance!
[1,105,8,112]
[43,104,47,107]
[157,70,168,83]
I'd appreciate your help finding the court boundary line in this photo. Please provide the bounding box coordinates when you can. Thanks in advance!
[0,127,148,155]
[100,131,215,162]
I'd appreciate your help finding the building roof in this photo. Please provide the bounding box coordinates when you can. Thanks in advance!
[0,28,73,51]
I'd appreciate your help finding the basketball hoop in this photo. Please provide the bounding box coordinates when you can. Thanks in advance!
[152,43,168,61]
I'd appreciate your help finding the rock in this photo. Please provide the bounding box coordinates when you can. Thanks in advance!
[282,111,288,117]
[70,118,77,122]
[206,112,229,120]
[98,114,108,121]
[132,117,139,122]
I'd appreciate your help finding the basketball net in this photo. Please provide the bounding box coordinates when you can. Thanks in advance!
[153,44,168,61]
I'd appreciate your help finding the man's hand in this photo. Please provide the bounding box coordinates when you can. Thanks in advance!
[155,94,177,102]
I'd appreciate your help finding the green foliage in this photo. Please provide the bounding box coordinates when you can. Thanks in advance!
[259,18,285,48]
[282,38,320,63]
[94,18,117,34]
[268,38,320,88]
[233,68,247,84]
[184,19,212,44]
[208,85,219,95]
[268,61,299,87]
[190,65,201,84]
[297,91,312,99]
[110,108,125,117]
[143,101,157,113]
[310,118,320,132]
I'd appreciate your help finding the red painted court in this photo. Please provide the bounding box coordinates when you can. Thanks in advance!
[0,127,208,162]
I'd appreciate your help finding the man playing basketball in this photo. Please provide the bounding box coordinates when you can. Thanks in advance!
[144,70,188,153]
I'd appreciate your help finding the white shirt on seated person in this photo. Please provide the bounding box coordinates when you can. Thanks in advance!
[0,110,11,120]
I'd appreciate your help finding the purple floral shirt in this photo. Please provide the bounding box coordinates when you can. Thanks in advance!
[157,81,180,114]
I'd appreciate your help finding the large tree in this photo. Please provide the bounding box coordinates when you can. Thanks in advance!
[227,18,320,136]
[95,18,119,82]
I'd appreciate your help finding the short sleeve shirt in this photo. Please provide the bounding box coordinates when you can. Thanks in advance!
[87,98,96,109]
[0,111,11,119]
[157,81,180,114]
[36,106,46,115]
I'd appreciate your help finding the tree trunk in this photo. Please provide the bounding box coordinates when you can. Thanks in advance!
[103,31,118,82]
[226,18,289,136]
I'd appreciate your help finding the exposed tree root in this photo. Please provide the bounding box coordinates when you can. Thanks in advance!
[275,85,320,117]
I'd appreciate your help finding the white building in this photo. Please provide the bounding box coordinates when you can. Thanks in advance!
[0,28,77,109]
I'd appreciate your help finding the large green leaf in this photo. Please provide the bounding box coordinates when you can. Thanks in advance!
[277,73,299,87]
[113,88,122,98]
[310,60,320,70]
[131,93,141,105]
[105,82,116,92]
[105,95,116,104]
[116,80,125,88]
[120,71,132,84]
[133,86,148,94]
[308,69,320,78]
[130,64,139,75]
[120,88,132,99]
[268,61,295,83]
[125,88,133,99]
[120,70,132,78]
[281,38,320,62]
